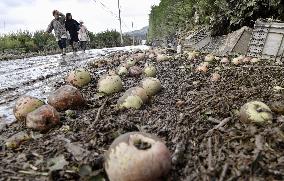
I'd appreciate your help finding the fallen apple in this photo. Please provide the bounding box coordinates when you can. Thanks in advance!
[48,85,85,111]
[141,78,162,96]
[118,87,148,109]
[26,105,60,132]
[143,64,157,77]
[240,101,273,125]
[220,57,229,64]
[13,96,45,122]
[156,54,169,62]
[98,75,123,95]
[211,73,221,82]
[134,53,146,62]
[126,58,136,68]
[66,68,91,88]
[251,58,260,63]
[116,66,128,76]
[104,132,171,181]
[128,66,142,77]
[204,54,215,62]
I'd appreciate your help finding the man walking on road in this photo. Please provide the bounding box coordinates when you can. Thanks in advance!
[65,13,80,55]
[46,10,68,56]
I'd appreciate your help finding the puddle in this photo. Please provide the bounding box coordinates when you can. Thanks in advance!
[0,45,149,123]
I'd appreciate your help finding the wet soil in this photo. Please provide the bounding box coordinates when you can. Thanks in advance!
[0,50,284,180]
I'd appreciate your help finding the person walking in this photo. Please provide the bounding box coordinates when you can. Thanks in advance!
[46,10,67,56]
[65,13,80,55]
[78,20,90,53]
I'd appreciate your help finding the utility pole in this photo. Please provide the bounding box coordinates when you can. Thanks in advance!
[118,0,124,46]
[3,21,5,33]
[132,21,135,46]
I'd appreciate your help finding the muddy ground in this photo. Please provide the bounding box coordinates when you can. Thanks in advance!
[0,50,284,181]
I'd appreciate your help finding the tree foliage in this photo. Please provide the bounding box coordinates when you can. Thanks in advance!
[148,0,284,42]
[0,30,132,53]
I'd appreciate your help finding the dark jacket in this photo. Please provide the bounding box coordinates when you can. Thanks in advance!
[65,19,80,36]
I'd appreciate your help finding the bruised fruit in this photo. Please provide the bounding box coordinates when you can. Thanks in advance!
[66,68,91,88]
[240,101,273,125]
[116,66,128,76]
[5,131,32,149]
[134,53,146,62]
[13,96,45,122]
[148,53,156,59]
[196,63,208,73]
[128,87,148,103]
[141,78,162,96]
[220,57,229,64]
[118,87,148,109]
[104,132,171,181]
[129,66,142,77]
[242,57,252,63]
[144,64,157,77]
[26,105,60,132]
[156,54,169,62]
[48,85,85,111]
[204,54,215,62]
[118,95,143,109]
[98,75,123,95]
[126,58,136,68]
[232,57,242,65]
[211,73,221,82]
[251,58,260,63]
[187,51,198,60]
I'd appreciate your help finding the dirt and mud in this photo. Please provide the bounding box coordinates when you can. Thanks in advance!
[0,48,284,181]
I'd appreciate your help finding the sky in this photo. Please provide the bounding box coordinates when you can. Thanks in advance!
[0,0,160,34]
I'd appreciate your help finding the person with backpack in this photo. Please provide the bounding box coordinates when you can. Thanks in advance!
[78,20,90,53]
[46,10,68,56]
[65,13,80,55]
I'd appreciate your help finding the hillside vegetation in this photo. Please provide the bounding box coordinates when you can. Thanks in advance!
[148,0,284,42]
[0,30,132,56]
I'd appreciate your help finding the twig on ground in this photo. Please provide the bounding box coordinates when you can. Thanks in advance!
[208,137,213,171]
[205,117,231,137]
[90,99,108,128]
[18,170,48,176]
[219,163,229,181]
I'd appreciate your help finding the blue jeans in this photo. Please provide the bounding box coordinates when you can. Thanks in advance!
[58,38,67,49]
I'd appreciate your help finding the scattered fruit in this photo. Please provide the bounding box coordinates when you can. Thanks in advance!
[128,66,142,77]
[116,66,128,76]
[156,54,169,62]
[204,54,215,62]
[143,64,157,77]
[118,87,148,109]
[104,132,171,181]
[66,68,91,88]
[141,78,162,96]
[5,131,32,149]
[251,58,260,63]
[220,57,229,64]
[13,96,45,122]
[98,75,123,95]
[240,101,273,125]
[26,105,60,132]
[211,73,221,82]
[48,85,85,111]
[126,58,136,68]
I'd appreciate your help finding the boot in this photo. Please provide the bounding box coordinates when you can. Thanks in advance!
[62,48,66,56]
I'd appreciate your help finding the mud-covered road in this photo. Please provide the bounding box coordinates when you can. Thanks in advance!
[0,46,148,123]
